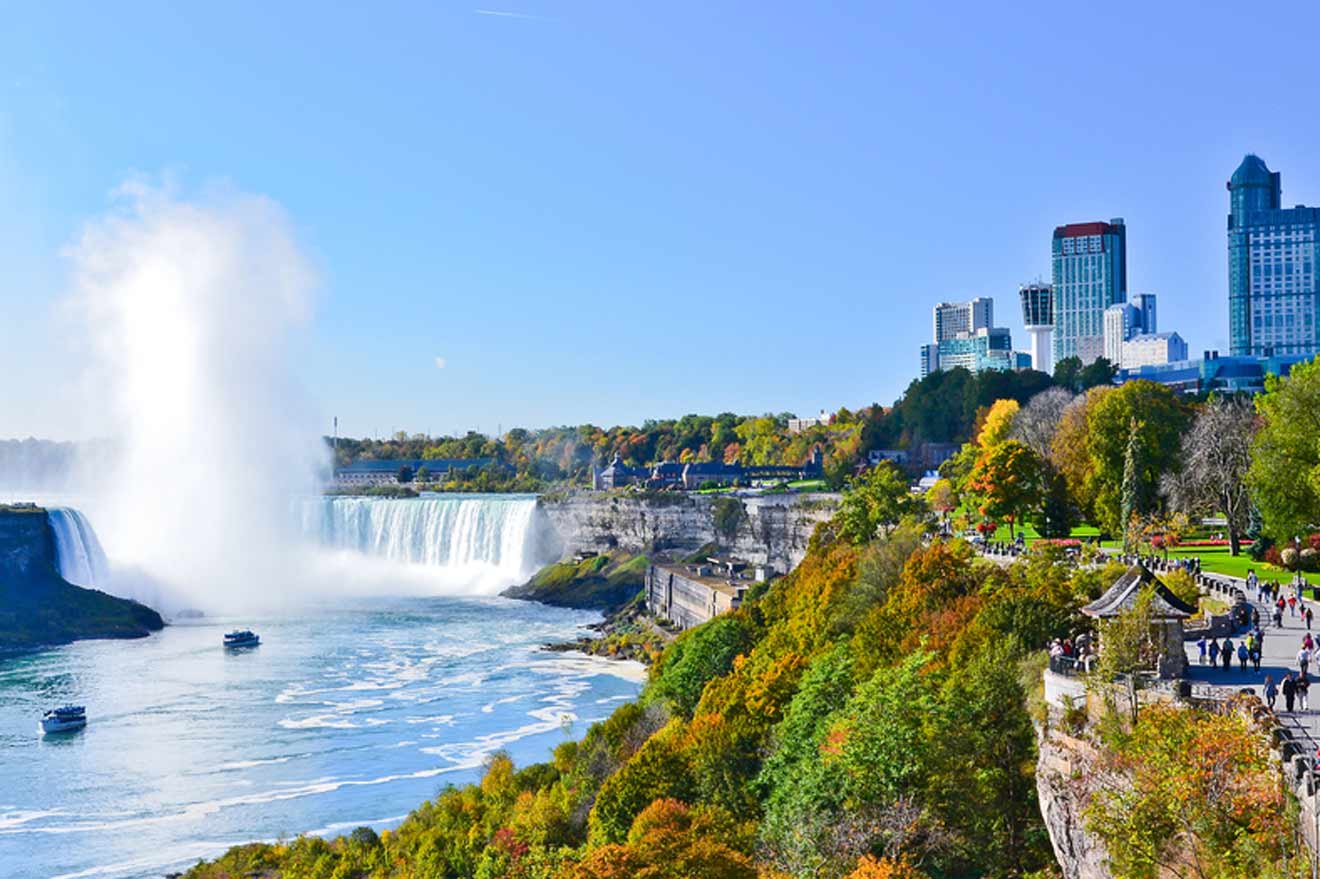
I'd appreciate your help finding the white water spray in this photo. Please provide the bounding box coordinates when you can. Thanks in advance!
[68,179,325,609]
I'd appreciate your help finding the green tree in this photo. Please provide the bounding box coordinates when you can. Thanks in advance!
[1247,356,1320,542]
[1086,381,1191,536]
[1053,356,1083,392]
[1031,466,1079,538]
[1079,356,1118,390]
[397,463,415,483]
[929,643,1046,876]
[1119,419,1146,550]
[837,462,923,544]
[963,439,1045,540]
[647,616,754,717]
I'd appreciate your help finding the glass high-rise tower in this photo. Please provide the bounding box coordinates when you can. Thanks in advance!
[1051,219,1127,365]
[1227,154,1320,357]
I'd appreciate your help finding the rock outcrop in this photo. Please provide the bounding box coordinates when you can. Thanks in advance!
[1035,725,1112,879]
[537,491,837,573]
[0,505,164,651]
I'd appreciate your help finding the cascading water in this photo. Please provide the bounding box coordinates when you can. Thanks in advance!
[302,494,555,590]
[47,506,113,589]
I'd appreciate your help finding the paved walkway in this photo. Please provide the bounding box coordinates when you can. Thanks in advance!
[1183,578,1320,751]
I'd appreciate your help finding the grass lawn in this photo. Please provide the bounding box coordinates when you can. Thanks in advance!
[983,522,1320,589]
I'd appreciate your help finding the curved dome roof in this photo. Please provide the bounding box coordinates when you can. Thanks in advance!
[1230,154,1273,187]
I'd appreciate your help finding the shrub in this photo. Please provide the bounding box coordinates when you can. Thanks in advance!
[647,616,754,717]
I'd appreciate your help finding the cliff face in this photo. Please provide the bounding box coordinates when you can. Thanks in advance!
[0,507,164,651]
[0,506,52,579]
[1035,726,1112,879]
[537,491,837,572]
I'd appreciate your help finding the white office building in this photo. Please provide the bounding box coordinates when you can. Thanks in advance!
[1121,332,1188,369]
[933,298,993,342]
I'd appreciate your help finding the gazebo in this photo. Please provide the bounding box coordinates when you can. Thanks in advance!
[1082,564,1197,679]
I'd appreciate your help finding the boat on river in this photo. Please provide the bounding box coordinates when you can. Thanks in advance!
[40,705,87,734]
[224,629,260,649]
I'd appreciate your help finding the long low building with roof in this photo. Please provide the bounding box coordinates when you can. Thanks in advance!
[645,559,773,630]
[333,458,496,487]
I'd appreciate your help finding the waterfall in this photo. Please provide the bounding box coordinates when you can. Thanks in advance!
[302,495,553,584]
[47,507,114,589]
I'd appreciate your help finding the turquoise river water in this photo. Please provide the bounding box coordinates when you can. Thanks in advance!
[0,596,643,879]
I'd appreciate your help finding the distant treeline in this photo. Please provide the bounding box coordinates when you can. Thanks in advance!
[0,438,117,490]
[330,357,1124,490]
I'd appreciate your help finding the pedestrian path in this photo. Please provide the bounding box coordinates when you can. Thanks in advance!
[1183,578,1320,751]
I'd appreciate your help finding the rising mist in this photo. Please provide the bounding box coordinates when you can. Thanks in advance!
[67,179,327,610]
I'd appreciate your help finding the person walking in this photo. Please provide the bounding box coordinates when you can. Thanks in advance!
[1305,632,1315,652]
[1252,642,1262,672]
[1299,643,1312,676]
[1289,594,1298,617]
[1237,641,1249,671]
[1222,637,1235,671]
[1275,603,1285,628]
[1265,675,1279,711]
[1196,635,1208,665]
[1284,672,1298,711]
[1307,606,1314,631]
[1299,673,1311,712]
[1209,638,1221,668]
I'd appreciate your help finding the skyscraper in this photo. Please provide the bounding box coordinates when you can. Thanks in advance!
[1227,154,1320,357]
[919,298,1028,377]
[1051,219,1127,365]
[932,297,993,342]
[1018,282,1053,374]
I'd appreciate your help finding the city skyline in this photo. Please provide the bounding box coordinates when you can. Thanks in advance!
[3,3,1320,440]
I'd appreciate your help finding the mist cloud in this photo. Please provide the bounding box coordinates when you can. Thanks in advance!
[68,178,327,609]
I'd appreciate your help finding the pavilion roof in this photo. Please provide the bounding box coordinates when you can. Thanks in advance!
[1081,564,1196,620]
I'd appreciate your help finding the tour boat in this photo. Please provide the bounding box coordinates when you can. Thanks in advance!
[40,705,87,734]
[223,629,261,649]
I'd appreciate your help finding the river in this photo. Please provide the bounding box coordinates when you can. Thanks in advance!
[0,496,642,879]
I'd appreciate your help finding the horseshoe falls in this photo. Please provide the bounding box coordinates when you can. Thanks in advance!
[301,494,556,590]
[46,506,113,589]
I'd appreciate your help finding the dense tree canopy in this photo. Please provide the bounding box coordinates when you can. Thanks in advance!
[1248,358,1320,541]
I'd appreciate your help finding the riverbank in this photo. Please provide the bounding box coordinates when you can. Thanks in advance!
[503,551,671,663]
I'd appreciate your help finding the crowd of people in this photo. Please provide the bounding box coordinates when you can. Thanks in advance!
[1048,633,1095,671]
[1193,569,1320,717]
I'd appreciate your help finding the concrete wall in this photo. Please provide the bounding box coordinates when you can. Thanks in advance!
[645,564,744,630]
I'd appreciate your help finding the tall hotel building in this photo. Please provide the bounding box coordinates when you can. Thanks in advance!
[1227,155,1320,357]
[1050,219,1127,365]
[933,297,993,342]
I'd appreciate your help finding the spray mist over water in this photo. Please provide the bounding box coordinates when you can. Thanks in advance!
[69,180,326,610]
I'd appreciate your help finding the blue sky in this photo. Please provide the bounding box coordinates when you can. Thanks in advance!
[3,1,1320,440]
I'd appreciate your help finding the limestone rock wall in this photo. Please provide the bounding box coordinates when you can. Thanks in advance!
[1035,725,1112,879]
[537,491,838,573]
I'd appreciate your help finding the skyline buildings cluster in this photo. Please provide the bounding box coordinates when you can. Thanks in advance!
[919,154,1319,387]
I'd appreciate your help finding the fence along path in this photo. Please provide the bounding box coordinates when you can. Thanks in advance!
[1180,571,1320,757]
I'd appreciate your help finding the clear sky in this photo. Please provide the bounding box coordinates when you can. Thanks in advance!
[3,1,1320,441]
